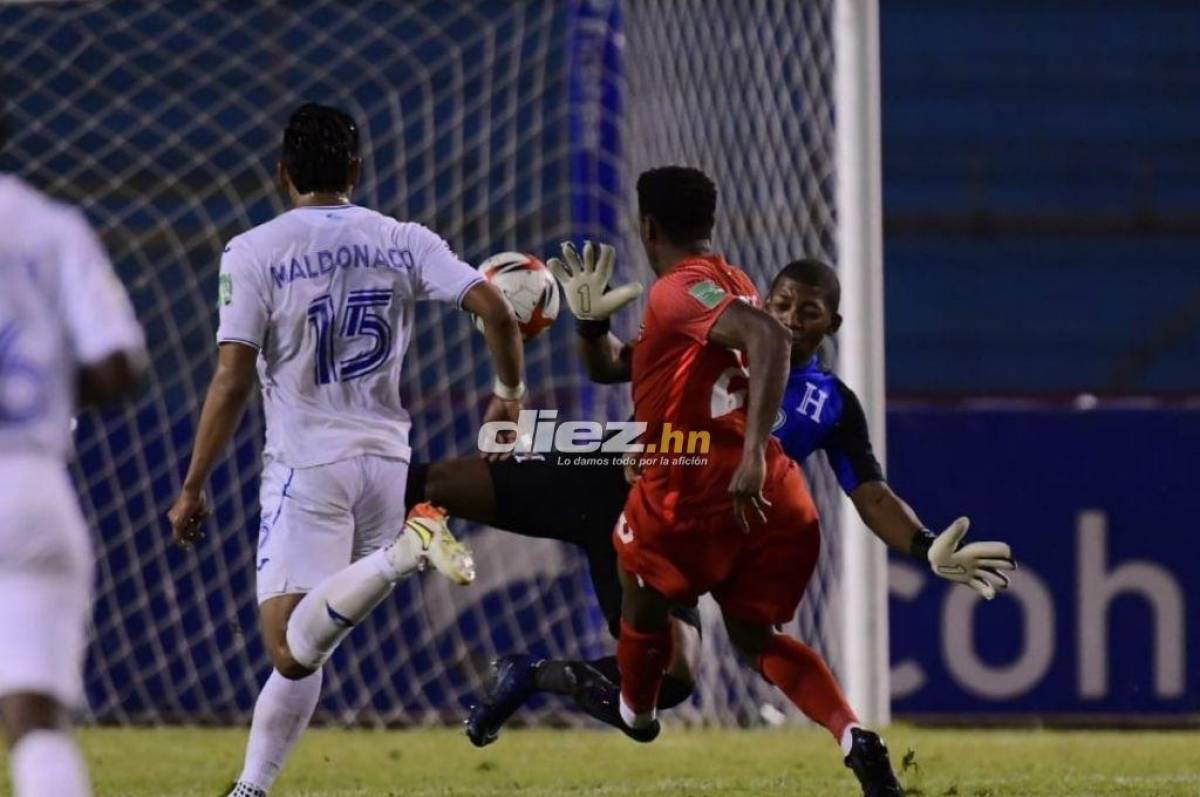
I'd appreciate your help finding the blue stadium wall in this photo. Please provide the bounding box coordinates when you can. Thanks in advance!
[882,1,1200,395]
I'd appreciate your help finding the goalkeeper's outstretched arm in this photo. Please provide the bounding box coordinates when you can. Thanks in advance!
[850,480,930,556]
[578,332,634,384]
[167,342,258,546]
[547,240,642,385]
[815,381,1016,599]
[850,480,1016,600]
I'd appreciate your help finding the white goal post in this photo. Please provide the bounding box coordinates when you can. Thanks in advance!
[835,0,890,726]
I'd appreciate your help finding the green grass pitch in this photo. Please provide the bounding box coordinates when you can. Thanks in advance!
[5,726,1196,796]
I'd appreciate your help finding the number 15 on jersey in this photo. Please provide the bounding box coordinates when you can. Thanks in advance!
[306,289,394,385]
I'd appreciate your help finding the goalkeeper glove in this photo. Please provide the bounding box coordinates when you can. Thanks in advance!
[547,241,644,323]
[915,517,1015,600]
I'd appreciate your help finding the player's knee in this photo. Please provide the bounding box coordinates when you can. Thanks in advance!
[269,646,315,680]
[276,661,316,681]
[261,626,313,679]
[261,635,313,680]
[259,593,310,677]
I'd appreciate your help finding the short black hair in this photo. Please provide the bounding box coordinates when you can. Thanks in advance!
[770,258,841,313]
[636,166,717,244]
[282,103,360,194]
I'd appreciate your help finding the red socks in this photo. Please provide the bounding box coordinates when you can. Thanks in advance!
[617,619,674,718]
[759,633,858,741]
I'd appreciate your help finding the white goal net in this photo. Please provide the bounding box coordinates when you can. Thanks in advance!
[0,0,874,727]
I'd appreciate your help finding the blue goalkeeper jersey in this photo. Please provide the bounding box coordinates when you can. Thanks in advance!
[770,356,884,494]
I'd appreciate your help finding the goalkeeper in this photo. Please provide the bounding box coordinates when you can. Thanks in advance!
[406,243,1015,745]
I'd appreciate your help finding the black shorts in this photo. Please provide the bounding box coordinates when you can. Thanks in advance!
[487,453,702,639]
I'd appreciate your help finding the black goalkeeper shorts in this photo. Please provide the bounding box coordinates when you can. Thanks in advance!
[487,453,702,639]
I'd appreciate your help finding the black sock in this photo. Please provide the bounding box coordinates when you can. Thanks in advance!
[404,463,428,511]
[529,660,623,729]
[584,655,694,710]
[532,660,585,696]
[586,655,620,684]
[532,655,696,728]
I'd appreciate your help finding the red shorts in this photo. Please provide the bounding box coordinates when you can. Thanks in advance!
[614,459,821,625]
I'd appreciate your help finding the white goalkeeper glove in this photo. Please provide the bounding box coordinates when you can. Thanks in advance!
[926,517,1015,600]
[547,240,643,321]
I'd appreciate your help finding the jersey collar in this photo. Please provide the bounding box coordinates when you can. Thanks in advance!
[789,355,823,380]
[666,252,726,273]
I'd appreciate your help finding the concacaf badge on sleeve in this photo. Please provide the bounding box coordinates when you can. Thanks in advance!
[218,273,233,307]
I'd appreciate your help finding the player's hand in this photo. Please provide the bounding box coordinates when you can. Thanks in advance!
[168,487,210,548]
[727,449,771,533]
[481,395,523,461]
[547,241,643,320]
[927,517,1016,600]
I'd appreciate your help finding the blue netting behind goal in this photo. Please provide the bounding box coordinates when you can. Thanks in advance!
[1,0,842,727]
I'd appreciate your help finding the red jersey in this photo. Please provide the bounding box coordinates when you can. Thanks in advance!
[629,254,791,523]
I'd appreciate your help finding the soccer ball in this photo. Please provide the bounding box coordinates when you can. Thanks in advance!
[473,251,560,340]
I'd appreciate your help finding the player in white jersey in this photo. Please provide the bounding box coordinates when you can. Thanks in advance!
[166,104,525,797]
[0,150,146,794]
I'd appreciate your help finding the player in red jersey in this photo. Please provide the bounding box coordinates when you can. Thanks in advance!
[608,167,903,796]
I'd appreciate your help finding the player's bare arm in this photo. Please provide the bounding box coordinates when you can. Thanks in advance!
[850,474,1017,601]
[548,240,642,384]
[850,481,1014,598]
[167,341,257,546]
[77,350,145,406]
[462,279,525,430]
[578,331,635,384]
[843,459,1017,600]
[706,299,792,531]
[848,480,924,552]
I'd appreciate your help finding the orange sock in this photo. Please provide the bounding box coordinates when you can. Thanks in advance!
[759,634,858,741]
[616,619,673,717]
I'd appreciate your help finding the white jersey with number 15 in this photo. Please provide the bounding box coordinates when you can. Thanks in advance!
[216,204,482,469]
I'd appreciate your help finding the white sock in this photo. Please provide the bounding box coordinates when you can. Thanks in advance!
[839,723,863,756]
[236,669,322,793]
[618,694,655,729]
[10,730,91,797]
[285,544,420,669]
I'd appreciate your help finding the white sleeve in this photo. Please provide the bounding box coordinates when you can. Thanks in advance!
[215,239,270,349]
[408,225,483,307]
[57,209,146,366]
